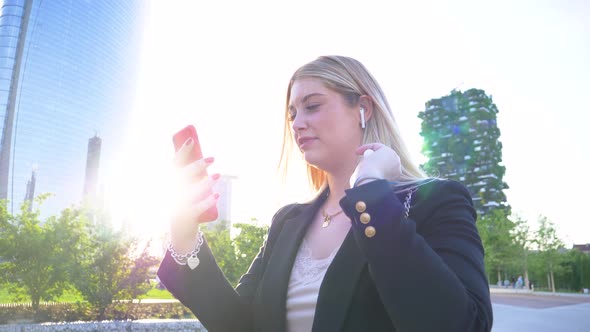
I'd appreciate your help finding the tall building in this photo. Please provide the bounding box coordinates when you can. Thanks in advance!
[83,134,101,208]
[572,244,590,255]
[419,88,509,215]
[0,0,148,216]
[23,167,35,211]
[216,175,236,223]
[205,175,237,231]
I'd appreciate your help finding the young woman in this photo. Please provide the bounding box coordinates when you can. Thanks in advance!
[158,55,493,332]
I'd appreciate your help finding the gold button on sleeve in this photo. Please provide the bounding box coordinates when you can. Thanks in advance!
[355,201,366,213]
[360,213,371,224]
[364,226,376,238]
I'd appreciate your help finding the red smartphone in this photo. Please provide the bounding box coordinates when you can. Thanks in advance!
[172,125,218,222]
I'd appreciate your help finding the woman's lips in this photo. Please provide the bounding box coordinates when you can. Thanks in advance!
[298,137,317,149]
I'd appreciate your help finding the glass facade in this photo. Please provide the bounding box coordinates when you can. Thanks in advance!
[0,0,147,216]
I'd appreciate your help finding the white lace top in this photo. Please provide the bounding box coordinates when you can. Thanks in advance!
[286,239,339,332]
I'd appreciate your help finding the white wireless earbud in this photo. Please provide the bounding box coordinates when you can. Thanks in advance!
[363,149,374,157]
[360,108,366,129]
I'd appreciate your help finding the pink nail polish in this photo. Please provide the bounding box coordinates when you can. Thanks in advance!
[204,157,215,164]
[211,173,221,181]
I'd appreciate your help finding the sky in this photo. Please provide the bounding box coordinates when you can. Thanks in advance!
[110,0,590,246]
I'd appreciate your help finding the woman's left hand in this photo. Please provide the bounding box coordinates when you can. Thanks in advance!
[350,143,402,186]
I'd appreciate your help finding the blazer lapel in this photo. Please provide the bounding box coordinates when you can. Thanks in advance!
[312,228,367,331]
[256,191,328,332]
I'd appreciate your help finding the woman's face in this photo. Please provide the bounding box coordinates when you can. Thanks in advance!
[288,78,363,173]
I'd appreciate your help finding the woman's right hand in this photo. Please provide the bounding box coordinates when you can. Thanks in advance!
[170,137,220,252]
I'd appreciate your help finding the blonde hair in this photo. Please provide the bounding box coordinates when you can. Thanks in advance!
[279,55,427,193]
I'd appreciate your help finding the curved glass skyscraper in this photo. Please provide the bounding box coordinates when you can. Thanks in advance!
[0,0,148,216]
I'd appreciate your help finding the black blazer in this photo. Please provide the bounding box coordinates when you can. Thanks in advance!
[158,179,493,332]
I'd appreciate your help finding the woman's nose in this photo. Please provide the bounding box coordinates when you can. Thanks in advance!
[291,112,306,132]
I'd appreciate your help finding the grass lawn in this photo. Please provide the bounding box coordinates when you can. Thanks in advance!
[139,287,175,300]
[0,284,174,304]
[0,287,83,304]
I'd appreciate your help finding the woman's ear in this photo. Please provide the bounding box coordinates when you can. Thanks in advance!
[358,95,374,126]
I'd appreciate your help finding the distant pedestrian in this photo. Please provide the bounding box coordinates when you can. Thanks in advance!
[516,275,524,289]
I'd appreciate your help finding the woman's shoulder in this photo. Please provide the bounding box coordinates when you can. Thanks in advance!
[405,177,476,222]
[398,178,473,211]
[270,187,328,225]
[411,178,471,199]
[269,203,301,226]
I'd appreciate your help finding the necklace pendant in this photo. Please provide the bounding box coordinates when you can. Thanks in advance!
[322,216,330,228]
[187,255,200,270]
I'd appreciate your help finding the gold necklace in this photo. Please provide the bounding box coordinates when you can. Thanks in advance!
[321,208,344,228]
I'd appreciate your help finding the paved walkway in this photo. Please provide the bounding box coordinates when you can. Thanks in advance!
[491,291,590,332]
[4,291,589,331]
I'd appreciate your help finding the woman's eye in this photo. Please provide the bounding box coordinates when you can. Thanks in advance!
[288,112,296,121]
[306,104,320,111]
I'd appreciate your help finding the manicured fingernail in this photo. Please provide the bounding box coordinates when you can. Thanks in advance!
[213,193,220,199]
[211,173,221,181]
[185,138,193,146]
[204,157,215,164]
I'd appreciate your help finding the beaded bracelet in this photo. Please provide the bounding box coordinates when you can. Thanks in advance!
[167,230,204,270]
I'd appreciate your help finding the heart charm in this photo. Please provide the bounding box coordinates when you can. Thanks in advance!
[187,255,200,270]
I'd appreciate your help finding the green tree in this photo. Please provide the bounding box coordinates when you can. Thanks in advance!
[511,214,532,289]
[569,249,590,290]
[233,222,268,281]
[202,226,239,284]
[0,194,88,311]
[72,211,158,319]
[534,215,565,293]
[555,249,590,292]
[477,208,515,284]
[203,221,267,286]
[124,239,160,300]
[527,250,545,290]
